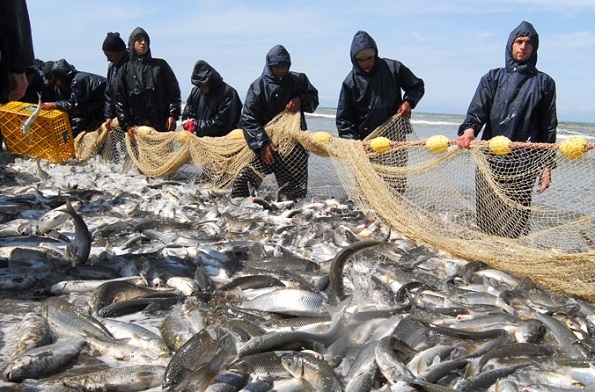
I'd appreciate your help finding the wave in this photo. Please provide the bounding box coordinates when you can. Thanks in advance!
[306,112,335,119]
[411,119,461,127]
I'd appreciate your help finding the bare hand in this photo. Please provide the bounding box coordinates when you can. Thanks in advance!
[166,116,176,132]
[260,142,278,165]
[537,167,551,193]
[104,118,113,131]
[127,126,137,139]
[41,102,56,110]
[286,97,301,113]
[396,101,412,118]
[456,128,476,149]
[8,72,28,101]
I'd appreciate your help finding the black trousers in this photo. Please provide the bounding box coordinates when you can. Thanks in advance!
[475,156,537,238]
[231,144,309,199]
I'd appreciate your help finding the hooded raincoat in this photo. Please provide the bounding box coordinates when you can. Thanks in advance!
[241,44,319,152]
[336,31,425,140]
[458,21,558,238]
[230,45,319,199]
[115,27,181,132]
[181,60,242,137]
[458,21,557,144]
[51,59,107,137]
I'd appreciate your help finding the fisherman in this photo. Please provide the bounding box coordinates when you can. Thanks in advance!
[336,30,425,194]
[456,21,557,238]
[181,60,242,137]
[115,27,181,135]
[336,30,425,140]
[101,32,129,131]
[41,59,107,138]
[230,44,319,200]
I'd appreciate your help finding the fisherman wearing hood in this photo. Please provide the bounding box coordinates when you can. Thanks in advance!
[41,59,107,137]
[336,30,425,141]
[115,27,181,133]
[181,60,241,137]
[456,21,557,238]
[230,44,319,199]
[101,32,129,131]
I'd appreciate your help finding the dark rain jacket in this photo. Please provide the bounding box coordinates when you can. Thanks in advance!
[458,21,557,146]
[181,60,242,137]
[241,45,319,152]
[51,59,107,137]
[104,51,129,120]
[22,59,66,103]
[336,31,425,140]
[0,0,34,103]
[115,27,181,132]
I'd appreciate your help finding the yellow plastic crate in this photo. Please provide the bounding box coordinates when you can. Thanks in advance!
[0,101,74,163]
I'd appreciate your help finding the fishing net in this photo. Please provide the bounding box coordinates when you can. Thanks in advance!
[77,112,595,299]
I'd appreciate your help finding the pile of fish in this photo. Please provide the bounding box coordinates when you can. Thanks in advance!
[1,151,595,392]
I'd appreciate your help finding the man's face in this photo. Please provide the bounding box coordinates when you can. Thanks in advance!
[512,36,533,63]
[356,55,375,72]
[134,37,149,56]
[271,64,289,80]
[103,50,122,64]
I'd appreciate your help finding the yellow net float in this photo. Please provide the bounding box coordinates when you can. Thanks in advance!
[426,135,450,154]
[559,136,588,159]
[312,131,332,145]
[489,135,512,155]
[369,137,392,154]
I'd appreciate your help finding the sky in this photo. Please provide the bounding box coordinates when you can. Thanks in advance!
[26,0,595,123]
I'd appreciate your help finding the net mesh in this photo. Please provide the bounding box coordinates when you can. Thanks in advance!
[77,112,595,300]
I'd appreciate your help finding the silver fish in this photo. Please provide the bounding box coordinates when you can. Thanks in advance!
[59,365,166,391]
[3,338,85,382]
[58,199,91,265]
[37,200,82,235]
[99,317,171,357]
[281,352,342,392]
[21,92,42,134]
[240,288,327,317]
[163,327,236,392]
[35,158,50,182]
[0,312,51,366]
[42,297,115,342]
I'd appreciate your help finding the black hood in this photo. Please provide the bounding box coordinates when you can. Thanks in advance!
[350,31,379,68]
[505,21,539,73]
[50,59,76,83]
[262,44,291,80]
[128,27,152,59]
[190,60,223,90]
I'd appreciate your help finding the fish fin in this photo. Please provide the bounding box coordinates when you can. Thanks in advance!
[324,295,352,322]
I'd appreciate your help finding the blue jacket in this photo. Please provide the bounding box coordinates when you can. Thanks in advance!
[181,60,242,137]
[240,45,319,152]
[336,31,425,140]
[458,21,557,145]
